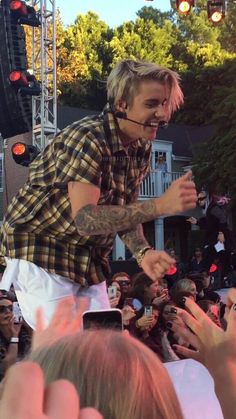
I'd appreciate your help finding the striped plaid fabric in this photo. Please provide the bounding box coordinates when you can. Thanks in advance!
[0,105,151,286]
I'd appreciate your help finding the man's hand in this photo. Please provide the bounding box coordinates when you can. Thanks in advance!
[140,249,175,281]
[157,171,197,215]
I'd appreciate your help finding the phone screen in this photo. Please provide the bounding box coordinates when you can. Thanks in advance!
[82,309,123,331]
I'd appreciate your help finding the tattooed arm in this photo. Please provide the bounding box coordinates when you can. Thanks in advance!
[74,201,158,236]
[68,171,197,237]
[118,224,150,257]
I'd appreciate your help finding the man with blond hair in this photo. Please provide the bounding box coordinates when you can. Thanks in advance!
[0,59,197,328]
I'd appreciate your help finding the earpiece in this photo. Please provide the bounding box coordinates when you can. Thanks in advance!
[114,111,127,119]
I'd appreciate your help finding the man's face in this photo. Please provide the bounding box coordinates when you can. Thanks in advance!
[198,193,207,208]
[118,80,170,142]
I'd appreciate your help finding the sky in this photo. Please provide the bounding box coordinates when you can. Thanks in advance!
[56,0,171,27]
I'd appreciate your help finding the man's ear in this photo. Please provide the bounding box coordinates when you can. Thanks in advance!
[116,100,127,112]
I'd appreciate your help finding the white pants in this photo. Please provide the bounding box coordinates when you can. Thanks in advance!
[1,258,110,329]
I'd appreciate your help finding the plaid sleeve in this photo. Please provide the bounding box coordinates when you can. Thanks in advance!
[54,129,103,188]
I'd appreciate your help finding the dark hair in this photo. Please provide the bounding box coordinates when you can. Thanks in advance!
[130,272,153,305]
[197,299,215,313]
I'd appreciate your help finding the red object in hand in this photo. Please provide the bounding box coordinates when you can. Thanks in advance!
[166,266,177,276]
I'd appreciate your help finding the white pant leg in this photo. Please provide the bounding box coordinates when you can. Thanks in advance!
[1,258,110,329]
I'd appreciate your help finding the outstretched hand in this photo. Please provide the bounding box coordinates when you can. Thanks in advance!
[32,296,88,351]
[171,293,236,379]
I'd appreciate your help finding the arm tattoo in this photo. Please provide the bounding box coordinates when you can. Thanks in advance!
[75,200,157,236]
[119,224,150,257]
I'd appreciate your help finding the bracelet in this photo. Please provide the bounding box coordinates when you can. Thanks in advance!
[135,246,153,268]
[10,337,19,343]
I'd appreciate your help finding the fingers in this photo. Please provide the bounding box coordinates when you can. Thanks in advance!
[226,302,236,335]
[170,318,201,350]
[226,288,236,311]
[44,379,79,419]
[180,170,193,181]
[173,344,201,362]
[182,297,211,322]
[0,362,45,416]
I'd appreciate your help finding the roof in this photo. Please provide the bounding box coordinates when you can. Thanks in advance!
[57,105,214,159]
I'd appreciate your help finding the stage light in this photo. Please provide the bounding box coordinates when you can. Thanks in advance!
[207,0,226,23]
[176,0,194,15]
[11,142,39,166]
[10,0,40,27]
[9,71,41,96]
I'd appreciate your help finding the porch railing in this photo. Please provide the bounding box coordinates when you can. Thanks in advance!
[139,170,183,198]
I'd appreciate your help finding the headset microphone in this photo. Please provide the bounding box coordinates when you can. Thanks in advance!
[114,111,168,129]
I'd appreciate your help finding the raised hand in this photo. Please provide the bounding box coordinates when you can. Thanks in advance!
[32,297,88,351]
[157,171,197,215]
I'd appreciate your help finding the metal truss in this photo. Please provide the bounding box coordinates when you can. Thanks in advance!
[31,0,57,151]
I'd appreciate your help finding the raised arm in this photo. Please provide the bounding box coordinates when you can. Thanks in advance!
[68,171,197,236]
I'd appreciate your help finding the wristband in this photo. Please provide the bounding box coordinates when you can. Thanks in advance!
[135,246,153,268]
[10,337,19,343]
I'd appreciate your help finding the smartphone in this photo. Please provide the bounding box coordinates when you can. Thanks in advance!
[82,309,123,331]
[13,301,23,323]
[108,285,117,298]
[144,305,153,316]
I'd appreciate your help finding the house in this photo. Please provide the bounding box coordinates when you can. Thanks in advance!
[1,105,214,262]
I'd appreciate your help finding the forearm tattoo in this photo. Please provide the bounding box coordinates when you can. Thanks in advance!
[75,200,157,236]
[119,224,149,256]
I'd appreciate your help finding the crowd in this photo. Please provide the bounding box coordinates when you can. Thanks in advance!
[0,284,236,419]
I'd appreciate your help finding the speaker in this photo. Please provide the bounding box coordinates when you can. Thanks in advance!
[0,0,32,139]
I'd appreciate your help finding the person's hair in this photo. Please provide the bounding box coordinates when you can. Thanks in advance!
[107,59,184,118]
[170,278,196,303]
[197,299,215,313]
[29,330,183,419]
[112,272,130,281]
[130,272,153,304]
[158,300,176,329]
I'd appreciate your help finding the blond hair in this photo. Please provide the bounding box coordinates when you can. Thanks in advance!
[29,330,183,419]
[107,59,184,118]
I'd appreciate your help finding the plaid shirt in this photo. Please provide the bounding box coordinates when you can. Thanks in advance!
[0,105,151,286]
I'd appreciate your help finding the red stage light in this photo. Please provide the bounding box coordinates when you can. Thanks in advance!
[12,142,26,156]
[207,0,225,23]
[11,142,39,166]
[10,0,27,14]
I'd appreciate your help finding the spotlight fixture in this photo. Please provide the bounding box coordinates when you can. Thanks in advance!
[9,71,41,96]
[207,0,226,23]
[11,142,40,166]
[10,0,40,27]
[176,0,195,15]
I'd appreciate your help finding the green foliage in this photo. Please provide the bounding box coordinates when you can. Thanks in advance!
[54,7,236,197]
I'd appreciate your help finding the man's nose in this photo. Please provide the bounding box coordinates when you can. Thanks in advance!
[154,104,169,120]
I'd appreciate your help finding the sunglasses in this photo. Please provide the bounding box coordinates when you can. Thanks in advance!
[0,305,13,314]
[198,197,206,201]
